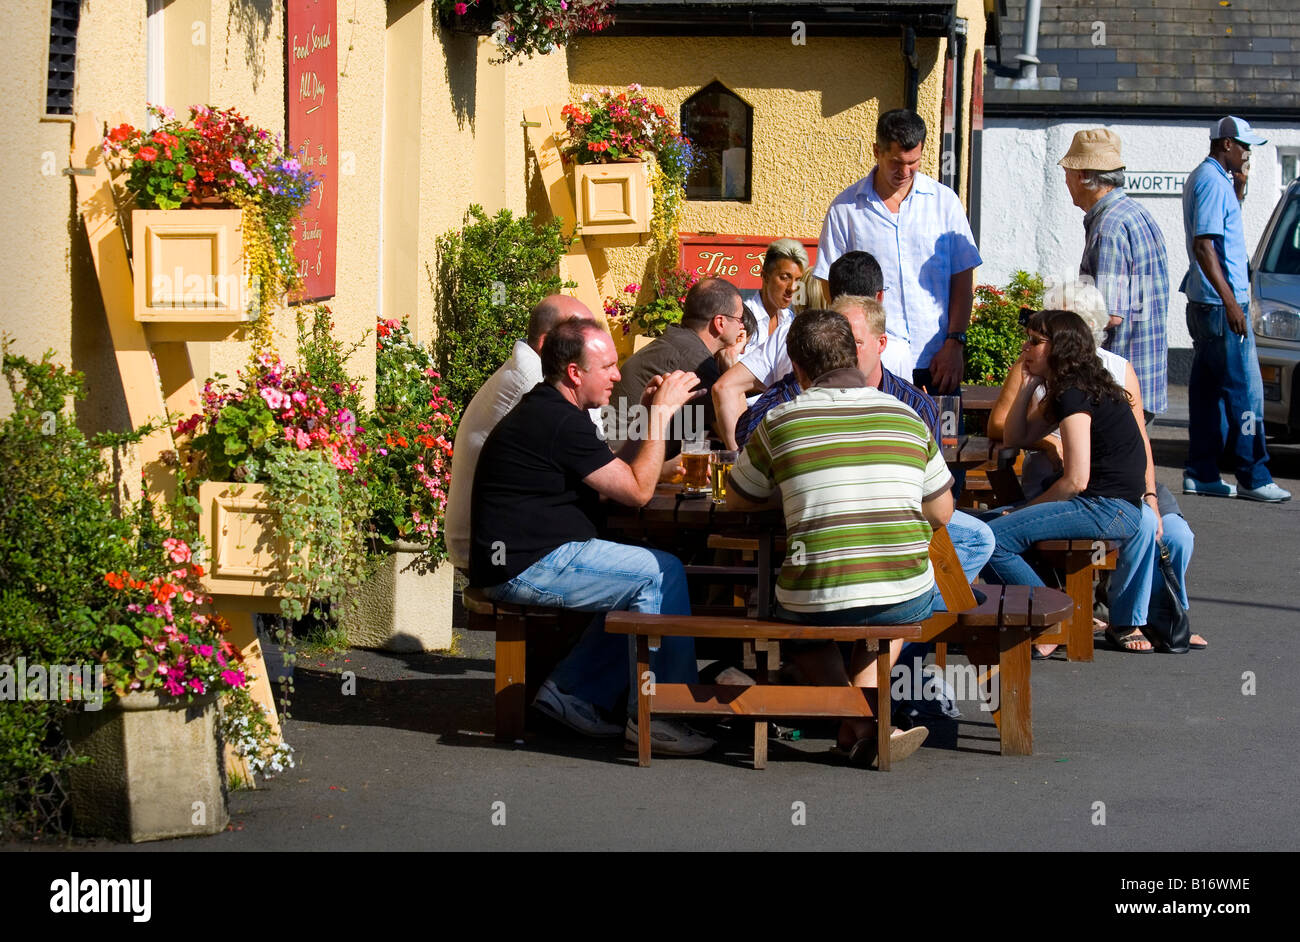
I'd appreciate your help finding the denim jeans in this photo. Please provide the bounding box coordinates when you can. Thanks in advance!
[983,496,1142,588]
[1185,301,1273,489]
[484,539,697,714]
[945,510,996,583]
[775,585,939,655]
[1106,509,1195,626]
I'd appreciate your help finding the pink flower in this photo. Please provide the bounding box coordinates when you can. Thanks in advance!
[261,387,288,410]
[164,678,185,697]
[194,644,214,657]
[454,1,468,12]
[221,669,246,688]
[187,678,206,694]
[230,158,246,173]
[163,538,191,563]
[295,430,311,450]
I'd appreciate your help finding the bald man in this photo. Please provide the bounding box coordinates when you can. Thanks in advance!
[446,295,592,571]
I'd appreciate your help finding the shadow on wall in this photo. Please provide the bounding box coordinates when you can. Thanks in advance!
[442,25,477,131]
[227,0,276,90]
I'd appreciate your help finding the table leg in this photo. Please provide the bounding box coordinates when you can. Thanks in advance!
[1063,551,1096,663]
[753,721,768,770]
[636,634,652,768]
[875,641,891,771]
[495,620,527,744]
[997,627,1033,755]
[757,532,772,620]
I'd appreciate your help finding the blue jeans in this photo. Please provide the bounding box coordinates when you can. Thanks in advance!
[983,496,1142,588]
[776,586,939,656]
[946,510,996,583]
[1185,301,1273,489]
[1106,507,1195,626]
[484,539,697,714]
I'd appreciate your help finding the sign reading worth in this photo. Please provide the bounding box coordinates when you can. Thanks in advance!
[679,234,819,290]
[1125,172,1188,196]
[287,0,338,301]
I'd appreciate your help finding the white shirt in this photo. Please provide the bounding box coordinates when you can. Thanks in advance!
[812,169,982,373]
[740,296,796,388]
[445,341,543,571]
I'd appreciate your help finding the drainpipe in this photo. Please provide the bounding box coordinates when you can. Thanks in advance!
[1016,0,1042,81]
[902,27,919,112]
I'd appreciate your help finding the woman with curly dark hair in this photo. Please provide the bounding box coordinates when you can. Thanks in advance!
[984,309,1148,651]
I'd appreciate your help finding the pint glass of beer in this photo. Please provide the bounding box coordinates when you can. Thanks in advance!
[681,440,711,496]
[711,450,737,504]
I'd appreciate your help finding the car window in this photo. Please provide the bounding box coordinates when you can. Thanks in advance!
[1260,193,1300,275]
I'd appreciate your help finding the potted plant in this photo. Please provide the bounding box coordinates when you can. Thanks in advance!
[0,347,280,842]
[343,318,458,652]
[103,105,317,337]
[438,0,615,64]
[561,85,695,239]
[603,266,702,346]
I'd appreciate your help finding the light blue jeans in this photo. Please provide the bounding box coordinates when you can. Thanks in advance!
[946,509,996,583]
[983,496,1142,588]
[484,539,697,714]
[1107,508,1195,626]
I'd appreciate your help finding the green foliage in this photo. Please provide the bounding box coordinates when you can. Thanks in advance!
[362,319,457,561]
[433,205,572,410]
[964,270,1045,386]
[0,346,221,838]
[603,266,702,339]
[296,303,367,420]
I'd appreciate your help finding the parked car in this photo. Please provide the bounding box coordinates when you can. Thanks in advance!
[1251,177,1300,438]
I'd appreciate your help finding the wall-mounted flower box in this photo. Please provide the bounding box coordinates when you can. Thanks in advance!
[132,209,253,323]
[197,481,302,598]
[574,162,651,236]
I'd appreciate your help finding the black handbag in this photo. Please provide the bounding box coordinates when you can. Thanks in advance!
[1141,540,1191,653]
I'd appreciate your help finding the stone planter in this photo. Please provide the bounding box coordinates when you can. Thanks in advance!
[64,692,229,842]
[574,161,651,236]
[343,543,455,652]
[131,208,253,323]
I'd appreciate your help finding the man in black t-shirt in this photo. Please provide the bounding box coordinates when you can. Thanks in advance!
[469,318,714,756]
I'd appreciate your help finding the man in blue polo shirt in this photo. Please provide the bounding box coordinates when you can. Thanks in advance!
[1181,116,1290,502]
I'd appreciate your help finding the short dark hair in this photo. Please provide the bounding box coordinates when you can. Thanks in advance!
[827,251,884,300]
[540,317,600,384]
[739,304,758,341]
[681,277,742,330]
[528,297,569,348]
[876,108,927,152]
[786,310,857,381]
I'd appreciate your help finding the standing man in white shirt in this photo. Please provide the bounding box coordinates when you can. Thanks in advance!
[811,108,981,393]
[444,295,594,572]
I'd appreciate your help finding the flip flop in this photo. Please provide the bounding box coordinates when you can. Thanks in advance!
[1189,634,1208,650]
[1105,626,1153,653]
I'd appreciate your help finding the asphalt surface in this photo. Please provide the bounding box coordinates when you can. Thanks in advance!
[23,387,1300,851]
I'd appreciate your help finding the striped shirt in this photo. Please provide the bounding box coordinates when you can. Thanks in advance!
[730,374,953,612]
[1081,188,1170,414]
[735,367,941,448]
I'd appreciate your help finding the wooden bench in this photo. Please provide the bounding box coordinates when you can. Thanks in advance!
[607,528,1072,767]
[1029,539,1119,662]
[462,588,594,743]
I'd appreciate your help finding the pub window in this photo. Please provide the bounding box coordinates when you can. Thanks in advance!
[46,0,80,116]
[681,82,752,201]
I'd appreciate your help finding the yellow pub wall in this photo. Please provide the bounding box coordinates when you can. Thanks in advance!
[1,0,979,428]
[563,3,984,345]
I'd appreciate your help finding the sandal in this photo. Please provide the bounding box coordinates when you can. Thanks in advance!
[1105,626,1153,653]
[1189,634,1208,650]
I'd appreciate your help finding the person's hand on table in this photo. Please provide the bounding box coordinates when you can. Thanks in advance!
[926,341,964,394]
[659,456,684,483]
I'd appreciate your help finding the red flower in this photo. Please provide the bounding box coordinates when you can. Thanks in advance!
[136,145,159,162]
[107,124,133,143]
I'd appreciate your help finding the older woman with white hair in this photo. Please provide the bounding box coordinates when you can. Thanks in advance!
[988,281,1202,654]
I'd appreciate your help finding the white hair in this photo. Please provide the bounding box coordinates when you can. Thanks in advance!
[1045,280,1109,344]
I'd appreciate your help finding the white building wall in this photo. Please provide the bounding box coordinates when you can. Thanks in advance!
[980,118,1300,380]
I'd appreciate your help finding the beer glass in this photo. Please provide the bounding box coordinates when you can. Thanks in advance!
[711,450,737,504]
[680,440,711,496]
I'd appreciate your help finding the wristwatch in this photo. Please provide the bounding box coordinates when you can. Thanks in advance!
[946,331,967,345]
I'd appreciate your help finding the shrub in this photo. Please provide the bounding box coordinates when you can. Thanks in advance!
[433,205,572,411]
[964,270,1045,386]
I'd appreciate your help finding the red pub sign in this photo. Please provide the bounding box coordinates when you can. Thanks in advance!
[679,234,819,289]
[286,0,338,301]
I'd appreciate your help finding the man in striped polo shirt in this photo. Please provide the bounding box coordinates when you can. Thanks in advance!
[727,309,954,767]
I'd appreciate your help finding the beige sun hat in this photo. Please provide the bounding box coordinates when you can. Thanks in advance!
[1058,128,1125,171]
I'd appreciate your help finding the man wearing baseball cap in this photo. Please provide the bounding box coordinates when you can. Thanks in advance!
[1059,128,1170,421]
[1179,116,1290,502]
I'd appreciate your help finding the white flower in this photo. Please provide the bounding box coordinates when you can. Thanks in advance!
[581,92,592,102]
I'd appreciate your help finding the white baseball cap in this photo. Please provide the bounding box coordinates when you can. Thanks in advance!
[1212,116,1267,146]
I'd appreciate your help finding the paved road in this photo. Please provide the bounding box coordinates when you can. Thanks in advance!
[52,387,1300,851]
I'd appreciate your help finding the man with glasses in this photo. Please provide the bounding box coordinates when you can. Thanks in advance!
[1180,116,1290,502]
[606,277,744,455]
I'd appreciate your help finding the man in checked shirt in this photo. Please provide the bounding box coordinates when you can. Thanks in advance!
[1059,128,1170,422]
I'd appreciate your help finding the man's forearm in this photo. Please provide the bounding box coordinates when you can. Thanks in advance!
[713,381,749,450]
[946,267,975,334]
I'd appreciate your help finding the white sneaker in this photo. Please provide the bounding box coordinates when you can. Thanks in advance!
[624,717,716,756]
[531,679,623,738]
[1238,482,1292,503]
